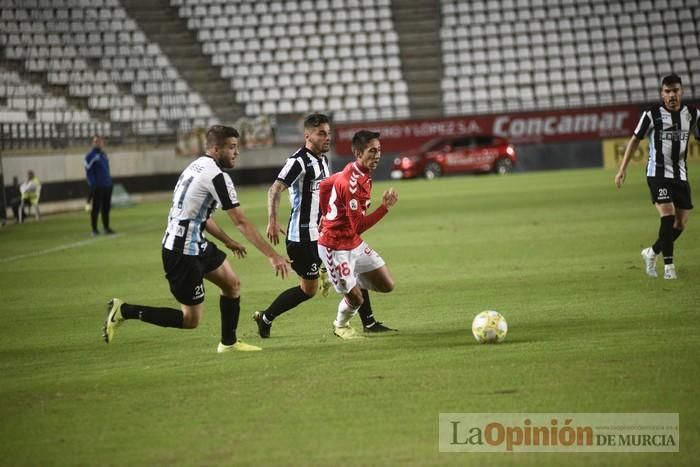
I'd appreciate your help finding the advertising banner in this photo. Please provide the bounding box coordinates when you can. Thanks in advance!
[333,105,639,156]
[602,137,700,169]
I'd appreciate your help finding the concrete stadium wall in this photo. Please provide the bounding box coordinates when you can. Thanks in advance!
[2,143,298,185]
[1,144,304,206]
[0,143,311,221]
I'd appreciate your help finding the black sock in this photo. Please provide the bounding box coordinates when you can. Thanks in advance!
[263,286,311,322]
[656,215,675,265]
[357,289,376,327]
[220,295,240,346]
[121,303,183,328]
[653,227,683,254]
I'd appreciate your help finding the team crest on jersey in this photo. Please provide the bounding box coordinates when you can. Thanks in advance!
[349,199,358,210]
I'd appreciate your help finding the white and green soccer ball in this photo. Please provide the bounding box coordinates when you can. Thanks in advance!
[471,310,508,344]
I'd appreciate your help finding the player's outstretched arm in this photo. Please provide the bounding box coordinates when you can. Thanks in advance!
[266,180,288,245]
[615,136,641,189]
[350,188,399,235]
[227,206,290,279]
[204,218,247,259]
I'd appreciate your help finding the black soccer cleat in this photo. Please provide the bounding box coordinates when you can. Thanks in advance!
[363,321,397,333]
[252,311,271,338]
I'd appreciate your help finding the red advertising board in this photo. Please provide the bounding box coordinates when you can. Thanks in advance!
[332,105,640,156]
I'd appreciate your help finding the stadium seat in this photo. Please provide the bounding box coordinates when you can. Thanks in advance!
[0,0,213,135]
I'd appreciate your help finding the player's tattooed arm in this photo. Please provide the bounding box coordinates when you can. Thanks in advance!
[266,180,287,245]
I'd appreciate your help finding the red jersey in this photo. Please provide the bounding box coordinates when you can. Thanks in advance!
[318,162,388,250]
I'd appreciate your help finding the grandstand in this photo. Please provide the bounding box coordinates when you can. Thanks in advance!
[0,0,698,149]
[441,0,699,115]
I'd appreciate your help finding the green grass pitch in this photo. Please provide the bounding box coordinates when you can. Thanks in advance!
[1,167,698,466]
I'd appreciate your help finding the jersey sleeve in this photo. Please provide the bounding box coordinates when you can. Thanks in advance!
[692,107,700,139]
[349,203,388,235]
[211,172,240,210]
[276,157,303,186]
[345,183,388,235]
[633,110,652,139]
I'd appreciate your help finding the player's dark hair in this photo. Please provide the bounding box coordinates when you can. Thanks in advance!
[352,130,380,153]
[304,113,330,129]
[661,74,682,88]
[206,125,239,149]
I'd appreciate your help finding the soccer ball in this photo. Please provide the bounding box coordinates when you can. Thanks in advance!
[471,310,508,344]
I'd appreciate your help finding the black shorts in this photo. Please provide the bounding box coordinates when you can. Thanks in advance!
[286,240,322,279]
[162,242,227,305]
[647,178,694,209]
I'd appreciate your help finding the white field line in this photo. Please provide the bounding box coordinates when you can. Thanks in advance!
[0,233,125,264]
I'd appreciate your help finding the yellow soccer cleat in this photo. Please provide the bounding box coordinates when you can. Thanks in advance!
[217,341,262,353]
[319,267,332,297]
[102,298,125,344]
[333,321,364,340]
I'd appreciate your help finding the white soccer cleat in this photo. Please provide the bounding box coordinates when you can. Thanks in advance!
[664,264,677,280]
[641,247,658,278]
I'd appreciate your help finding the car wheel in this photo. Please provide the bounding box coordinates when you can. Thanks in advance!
[494,158,513,175]
[424,162,442,179]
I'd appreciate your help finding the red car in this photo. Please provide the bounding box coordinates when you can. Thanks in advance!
[391,135,517,179]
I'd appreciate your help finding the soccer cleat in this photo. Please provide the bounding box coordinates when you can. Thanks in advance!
[319,267,332,297]
[664,264,677,280]
[217,341,262,353]
[363,321,397,333]
[641,247,658,278]
[252,311,271,338]
[103,298,125,344]
[333,321,364,340]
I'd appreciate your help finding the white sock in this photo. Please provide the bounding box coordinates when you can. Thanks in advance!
[335,297,359,327]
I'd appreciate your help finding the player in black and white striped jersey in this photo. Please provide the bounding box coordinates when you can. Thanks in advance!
[615,74,699,279]
[102,125,289,353]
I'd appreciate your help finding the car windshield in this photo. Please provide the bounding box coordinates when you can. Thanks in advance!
[420,138,447,152]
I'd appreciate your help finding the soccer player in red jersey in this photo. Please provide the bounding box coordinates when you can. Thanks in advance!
[318,130,399,339]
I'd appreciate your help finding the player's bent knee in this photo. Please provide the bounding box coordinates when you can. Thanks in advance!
[220,277,241,297]
[182,315,200,329]
[300,282,318,297]
[181,308,202,329]
[376,278,395,293]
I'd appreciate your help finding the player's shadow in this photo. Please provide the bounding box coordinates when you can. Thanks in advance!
[397,327,535,348]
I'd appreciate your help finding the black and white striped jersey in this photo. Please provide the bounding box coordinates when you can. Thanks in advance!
[162,155,240,255]
[276,147,330,242]
[634,104,699,181]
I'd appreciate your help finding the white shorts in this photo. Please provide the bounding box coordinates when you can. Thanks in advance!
[318,241,386,294]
